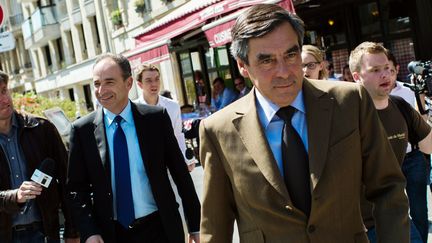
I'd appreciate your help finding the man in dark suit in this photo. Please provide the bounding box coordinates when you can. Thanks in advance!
[199,4,409,243]
[66,53,200,243]
[234,76,251,99]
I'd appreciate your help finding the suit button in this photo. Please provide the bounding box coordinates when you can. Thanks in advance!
[308,225,316,233]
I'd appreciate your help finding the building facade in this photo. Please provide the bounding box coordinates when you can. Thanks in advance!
[0,0,430,112]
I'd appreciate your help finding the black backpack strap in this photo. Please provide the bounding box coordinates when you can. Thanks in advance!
[389,95,419,146]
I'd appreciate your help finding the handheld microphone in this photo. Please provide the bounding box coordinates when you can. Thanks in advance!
[30,158,55,188]
[185,147,196,165]
[23,158,55,214]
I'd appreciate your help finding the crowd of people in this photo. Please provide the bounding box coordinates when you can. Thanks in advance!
[0,3,431,243]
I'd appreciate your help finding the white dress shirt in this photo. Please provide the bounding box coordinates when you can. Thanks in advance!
[135,95,190,164]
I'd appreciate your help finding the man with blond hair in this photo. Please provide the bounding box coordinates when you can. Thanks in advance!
[350,41,432,243]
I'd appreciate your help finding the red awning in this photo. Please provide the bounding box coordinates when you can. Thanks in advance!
[204,0,295,48]
[126,0,294,65]
[128,44,170,68]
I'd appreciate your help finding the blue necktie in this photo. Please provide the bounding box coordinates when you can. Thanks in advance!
[113,116,135,228]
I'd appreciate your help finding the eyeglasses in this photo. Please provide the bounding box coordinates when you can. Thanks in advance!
[302,62,321,70]
[234,82,244,86]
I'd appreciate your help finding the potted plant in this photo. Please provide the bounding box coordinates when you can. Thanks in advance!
[134,0,146,13]
[110,9,122,27]
[161,0,173,4]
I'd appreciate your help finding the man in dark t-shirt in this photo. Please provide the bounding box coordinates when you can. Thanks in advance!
[377,99,430,164]
[349,42,432,243]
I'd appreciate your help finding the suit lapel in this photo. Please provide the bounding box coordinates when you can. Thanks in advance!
[93,108,110,174]
[303,79,334,189]
[232,90,291,201]
[131,103,152,171]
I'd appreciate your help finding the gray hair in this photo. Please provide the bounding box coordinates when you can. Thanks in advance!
[230,4,305,65]
[94,53,132,80]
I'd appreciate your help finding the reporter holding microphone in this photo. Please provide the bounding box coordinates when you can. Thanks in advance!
[0,71,78,243]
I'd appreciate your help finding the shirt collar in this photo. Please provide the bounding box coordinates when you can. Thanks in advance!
[103,100,133,127]
[138,95,161,106]
[255,88,305,128]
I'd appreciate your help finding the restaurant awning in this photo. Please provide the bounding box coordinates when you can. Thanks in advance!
[126,0,294,65]
[203,0,295,48]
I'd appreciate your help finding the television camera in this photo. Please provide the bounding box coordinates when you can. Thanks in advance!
[404,60,432,115]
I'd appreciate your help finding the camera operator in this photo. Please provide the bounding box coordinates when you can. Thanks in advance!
[0,71,78,243]
[389,53,430,243]
[350,42,432,243]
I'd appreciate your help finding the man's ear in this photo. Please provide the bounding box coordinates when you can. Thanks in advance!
[126,76,134,90]
[352,71,361,83]
[237,59,250,78]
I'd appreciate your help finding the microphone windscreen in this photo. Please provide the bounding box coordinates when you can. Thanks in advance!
[185,148,195,160]
[38,158,55,176]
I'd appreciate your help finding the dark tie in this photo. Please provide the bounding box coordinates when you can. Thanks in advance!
[113,116,135,228]
[277,106,311,216]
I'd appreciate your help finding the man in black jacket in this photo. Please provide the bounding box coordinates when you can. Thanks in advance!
[0,71,78,243]
[66,53,200,243]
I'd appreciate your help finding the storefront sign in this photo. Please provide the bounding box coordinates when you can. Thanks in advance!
[205,19,236,48]
[0,32,16,53]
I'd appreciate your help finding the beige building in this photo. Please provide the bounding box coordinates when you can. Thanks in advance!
[0,0,33,93]
[0,0,193,112]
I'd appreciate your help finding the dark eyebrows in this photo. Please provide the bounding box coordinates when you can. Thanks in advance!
[285,45,300,54]
[255,45,300,61]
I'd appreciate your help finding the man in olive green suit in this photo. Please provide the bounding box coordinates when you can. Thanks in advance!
[199,4,409,243]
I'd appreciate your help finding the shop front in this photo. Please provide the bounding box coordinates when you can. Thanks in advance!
[294,0,432,80]
[125,0,295,107]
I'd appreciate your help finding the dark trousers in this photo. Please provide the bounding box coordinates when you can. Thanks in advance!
[115,211,169,243]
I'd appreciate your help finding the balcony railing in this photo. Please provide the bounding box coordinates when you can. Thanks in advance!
[31,5,58,33]
[22,18,32,40]
[10,13,24,28]
[22,5,60,48]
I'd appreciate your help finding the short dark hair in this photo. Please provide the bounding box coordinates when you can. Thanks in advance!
[94,53,132,80]
[0,71,9,86]
[135,64,160,83]
[212,77,225,86]
[230,4,305,65]
[342,64,350,73]
[234,76,245,84]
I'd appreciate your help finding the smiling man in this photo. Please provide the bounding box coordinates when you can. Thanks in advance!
[199,4,409,243]
[66,54,200,243]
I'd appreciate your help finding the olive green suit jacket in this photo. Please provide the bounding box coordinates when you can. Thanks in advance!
[199,79,409,243]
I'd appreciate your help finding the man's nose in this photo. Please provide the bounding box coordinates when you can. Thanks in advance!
[276,60,291,79]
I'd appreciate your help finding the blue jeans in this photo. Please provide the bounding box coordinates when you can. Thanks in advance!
[367,220,423,243]
[402,149,428,243]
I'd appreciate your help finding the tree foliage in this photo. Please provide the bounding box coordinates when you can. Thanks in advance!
[12,92,86,121]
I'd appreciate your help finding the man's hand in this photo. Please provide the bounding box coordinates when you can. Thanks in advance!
[188,233,200,243]
[65,238,80,243]
[187,163,196,172]
[16,181,42,203]
[85,235,104,243]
